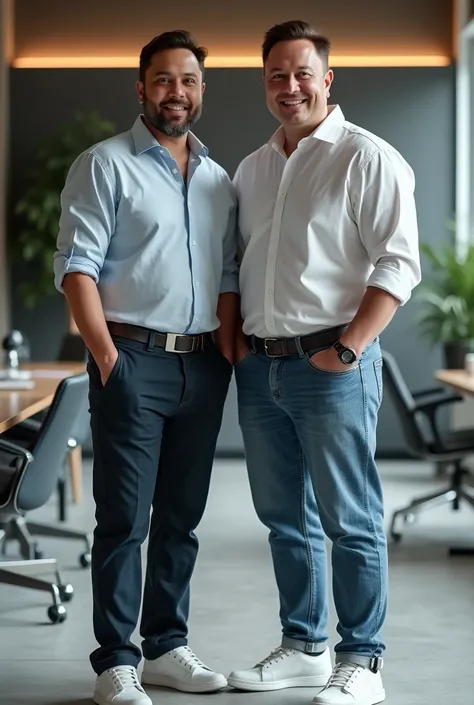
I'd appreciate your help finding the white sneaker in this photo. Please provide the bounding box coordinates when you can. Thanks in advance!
[93,666,151,705]
[227,646,332,691]
[142,646,227,693]
[311,662,385,704]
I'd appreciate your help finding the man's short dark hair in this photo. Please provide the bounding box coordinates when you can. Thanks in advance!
[139,30,208,83]
[262,20,331,70]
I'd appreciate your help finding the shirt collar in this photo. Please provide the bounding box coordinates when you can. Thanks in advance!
[269,104,345,153]
[130,115,209,158]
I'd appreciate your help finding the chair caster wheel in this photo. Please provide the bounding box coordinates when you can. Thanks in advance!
[391,532,402,543]
[404,513,416,524]
[34,549,44,560]
[79,552,91,568]
[59,584,74,602]
[48,604,67,624]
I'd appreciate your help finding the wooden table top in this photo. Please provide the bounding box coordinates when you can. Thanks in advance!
[435,369,474,397]
[0,362,86,433]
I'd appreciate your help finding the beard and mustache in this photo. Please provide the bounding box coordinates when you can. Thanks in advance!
[143,95,202,137]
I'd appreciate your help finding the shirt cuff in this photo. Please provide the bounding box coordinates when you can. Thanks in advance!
[53,254,100,293]
[366,262,414,305]
[219,273,240,295]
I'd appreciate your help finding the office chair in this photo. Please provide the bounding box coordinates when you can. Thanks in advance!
[0,439,74,624]
[7,331,88,521]
[0,373,93,606]
[0,440,72,623]
[381,350,474,552]
[57,331,86,362]
[57,331,88,514]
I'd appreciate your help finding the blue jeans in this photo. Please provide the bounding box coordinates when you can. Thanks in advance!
[235,339,387,667]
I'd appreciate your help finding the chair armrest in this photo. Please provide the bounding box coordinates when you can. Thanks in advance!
[412,387,463,402]
[1,418,41,449]
[0,438,33,467]
[412,393,463,413]
[14,419,42,433]
[410,393,463,451]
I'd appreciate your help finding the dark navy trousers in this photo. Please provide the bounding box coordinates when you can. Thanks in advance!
[87,334,232,674]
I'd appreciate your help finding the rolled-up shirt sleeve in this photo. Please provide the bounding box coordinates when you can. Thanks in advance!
[53,151,115,293]
[352,148,421,305]
[220,201,240,295]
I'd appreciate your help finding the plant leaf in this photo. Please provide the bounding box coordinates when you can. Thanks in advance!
[11,111,116,308]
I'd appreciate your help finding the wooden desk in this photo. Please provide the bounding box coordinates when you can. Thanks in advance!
[0,362,85,433]
[435,369,474,397]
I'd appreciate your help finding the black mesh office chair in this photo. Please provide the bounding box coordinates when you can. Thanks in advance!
[0,373,92,622]
[381,350,474,551]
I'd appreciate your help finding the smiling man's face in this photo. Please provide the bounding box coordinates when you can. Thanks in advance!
[264,39,333,134]
[137,48,205,138]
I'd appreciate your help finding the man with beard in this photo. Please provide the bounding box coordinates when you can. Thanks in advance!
[54,30,238,705]
[228,20,420,705]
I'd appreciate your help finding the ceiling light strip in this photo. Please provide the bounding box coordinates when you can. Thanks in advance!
[12,54,451,69]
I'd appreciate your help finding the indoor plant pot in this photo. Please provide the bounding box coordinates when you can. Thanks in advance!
[443,341,470,370]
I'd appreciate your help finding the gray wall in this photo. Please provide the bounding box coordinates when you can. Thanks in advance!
[8,66,455,455]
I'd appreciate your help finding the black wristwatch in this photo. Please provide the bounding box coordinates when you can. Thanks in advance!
[333,340,358,365]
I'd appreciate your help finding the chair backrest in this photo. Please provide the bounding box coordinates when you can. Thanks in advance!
[57,332,87,363]
[381,350,433,457]
[16,372,89,512]
[57,333,90,446]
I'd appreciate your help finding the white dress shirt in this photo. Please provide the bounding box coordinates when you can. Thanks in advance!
[233,105,421,339]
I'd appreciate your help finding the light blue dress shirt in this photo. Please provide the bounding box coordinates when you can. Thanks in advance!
[54,116,239,334]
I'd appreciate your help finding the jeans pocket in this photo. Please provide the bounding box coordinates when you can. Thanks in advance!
[305,351,359,376]
[373,358,383,404]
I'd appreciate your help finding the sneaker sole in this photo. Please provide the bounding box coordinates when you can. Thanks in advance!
[94,695,152,705]
[227,674,331,691]
[312,689,386,704]
[142,673,228,693]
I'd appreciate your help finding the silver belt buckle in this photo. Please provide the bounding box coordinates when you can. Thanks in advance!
[165,333,191,353]
[264,338,278,357]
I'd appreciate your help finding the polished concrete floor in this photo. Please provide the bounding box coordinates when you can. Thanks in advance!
[0,459,473,705]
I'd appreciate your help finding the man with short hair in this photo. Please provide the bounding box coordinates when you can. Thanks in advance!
[54,30,238,705]
[228,20,421,705]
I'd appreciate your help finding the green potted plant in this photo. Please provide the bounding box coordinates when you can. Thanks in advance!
[417,236,474,369]
[11,111,116,326]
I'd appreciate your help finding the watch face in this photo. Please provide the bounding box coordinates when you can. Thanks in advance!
[341,348,357,364]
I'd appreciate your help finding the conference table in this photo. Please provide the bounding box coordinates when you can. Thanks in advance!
[435,369,474,398]
[0,362,87,504]
[0,362,86,433]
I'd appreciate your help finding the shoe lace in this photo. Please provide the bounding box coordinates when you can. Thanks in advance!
[173,646,209,671]
[257,647,295,669]
[109,666,145,693]
[327,662,363,690]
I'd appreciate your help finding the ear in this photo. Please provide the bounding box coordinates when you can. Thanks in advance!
[136,80,145,104]
[324,69,334,98]
[201,81,206,96]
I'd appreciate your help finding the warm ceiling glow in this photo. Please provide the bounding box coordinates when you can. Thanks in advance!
[12,54,451,69]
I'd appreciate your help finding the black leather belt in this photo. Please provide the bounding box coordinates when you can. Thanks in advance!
[107,322,214,353]
[251,324,348,357]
